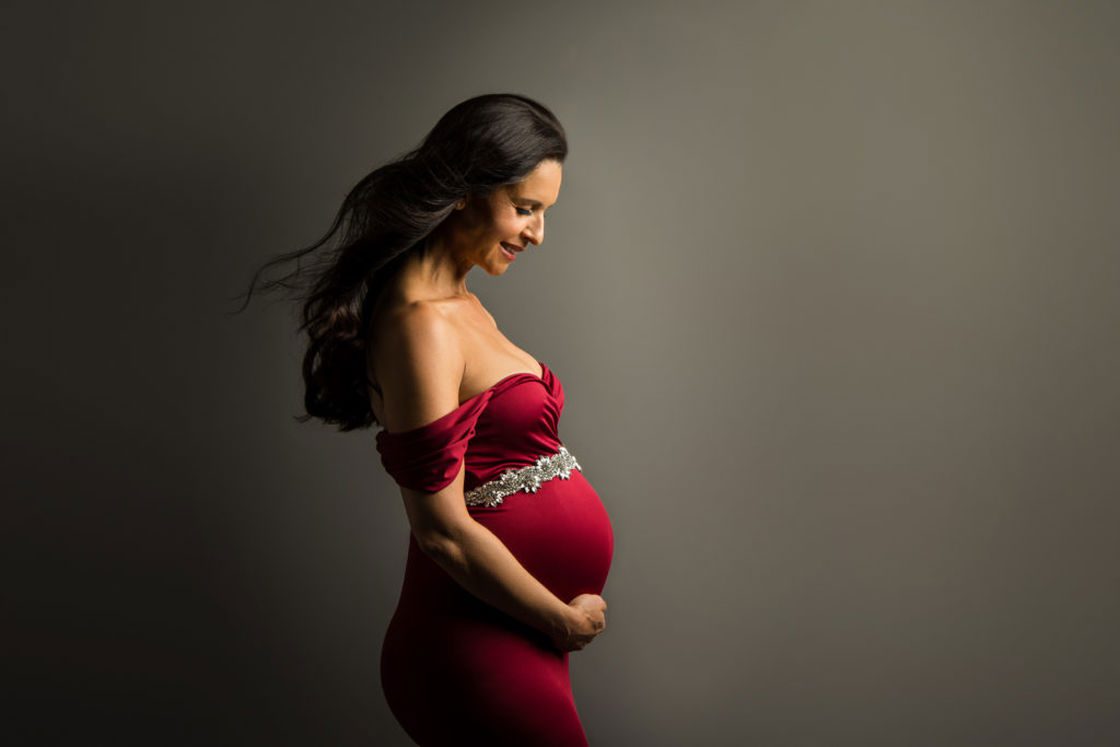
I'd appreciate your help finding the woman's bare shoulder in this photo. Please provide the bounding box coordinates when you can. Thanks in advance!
[375,298,469,361]
[373,300,466,431]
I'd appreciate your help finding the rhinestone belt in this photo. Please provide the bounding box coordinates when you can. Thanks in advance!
[463,446,583,508]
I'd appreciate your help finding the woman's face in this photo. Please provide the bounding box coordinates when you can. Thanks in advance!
[450,158,562,275]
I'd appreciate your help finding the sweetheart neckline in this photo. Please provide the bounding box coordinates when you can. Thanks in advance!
[458,359,548,407]
[376,358,551,434]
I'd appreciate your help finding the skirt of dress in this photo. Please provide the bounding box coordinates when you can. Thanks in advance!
[380,468,614,746]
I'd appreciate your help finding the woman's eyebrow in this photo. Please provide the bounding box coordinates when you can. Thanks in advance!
[514,198,557,208]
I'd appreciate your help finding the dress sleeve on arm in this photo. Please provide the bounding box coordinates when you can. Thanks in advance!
[375,392,492,494]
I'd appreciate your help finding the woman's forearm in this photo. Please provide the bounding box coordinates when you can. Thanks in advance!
[422,519,575,640]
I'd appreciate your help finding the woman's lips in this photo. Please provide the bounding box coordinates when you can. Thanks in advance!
[500,242,521,260]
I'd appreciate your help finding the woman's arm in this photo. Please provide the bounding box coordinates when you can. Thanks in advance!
[404,468,582,643]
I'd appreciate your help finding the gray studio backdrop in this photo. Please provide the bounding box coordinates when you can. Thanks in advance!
[7,1,1119,745]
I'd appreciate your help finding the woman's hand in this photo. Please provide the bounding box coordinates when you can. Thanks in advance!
[551,593,607,652]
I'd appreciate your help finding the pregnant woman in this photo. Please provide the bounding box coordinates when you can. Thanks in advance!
[241,93,613,745]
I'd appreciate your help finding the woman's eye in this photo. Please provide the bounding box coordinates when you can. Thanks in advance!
[515,207,533,216]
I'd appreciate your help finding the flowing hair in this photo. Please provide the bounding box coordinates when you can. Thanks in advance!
[229,93,567,431]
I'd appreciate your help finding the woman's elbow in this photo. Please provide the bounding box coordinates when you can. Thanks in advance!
[401,486,475,561]
[413,520,470,563]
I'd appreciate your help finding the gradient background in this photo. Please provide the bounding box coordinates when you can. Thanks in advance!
[6,1,1119,744]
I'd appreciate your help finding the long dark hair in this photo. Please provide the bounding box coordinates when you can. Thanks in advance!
[230,93,568,431]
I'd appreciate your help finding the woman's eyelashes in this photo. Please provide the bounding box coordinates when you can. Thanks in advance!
[515,207,533,216]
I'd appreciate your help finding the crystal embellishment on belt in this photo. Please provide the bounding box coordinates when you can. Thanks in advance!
[463,446,582,507]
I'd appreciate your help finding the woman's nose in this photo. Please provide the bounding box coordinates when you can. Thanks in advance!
[524,216,544,246]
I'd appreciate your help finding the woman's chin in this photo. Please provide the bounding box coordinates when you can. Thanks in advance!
[481,260,510,277]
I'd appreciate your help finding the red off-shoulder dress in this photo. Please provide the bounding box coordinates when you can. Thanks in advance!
[375,360,614,746]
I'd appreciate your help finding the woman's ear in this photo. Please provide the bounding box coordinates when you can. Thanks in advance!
[455,198,466,210]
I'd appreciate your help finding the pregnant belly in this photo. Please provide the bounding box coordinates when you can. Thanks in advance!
[468,467,614,602]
